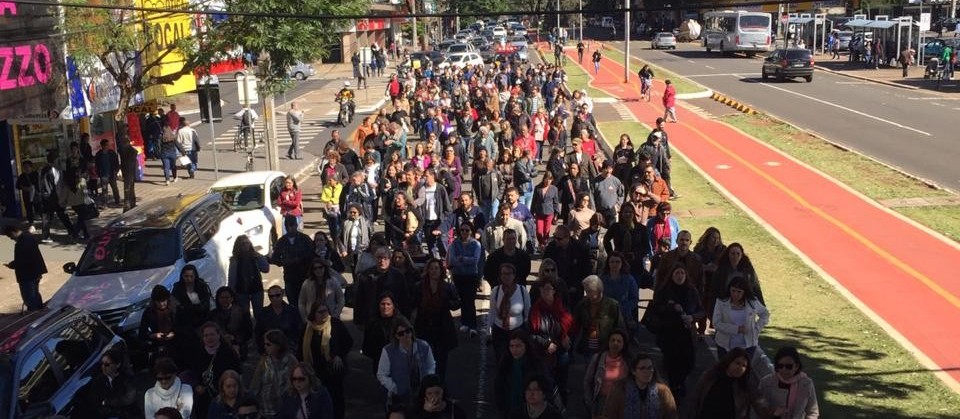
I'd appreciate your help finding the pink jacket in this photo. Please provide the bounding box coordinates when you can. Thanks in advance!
[663,85,676,108]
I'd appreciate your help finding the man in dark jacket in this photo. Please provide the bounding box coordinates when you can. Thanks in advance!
[543,225,592,309]
[95,139,122,206]
[483,229,531,287]
[118,138,139,211]
[4,224,47,311]
[270,216,315,306]
[256,285,304,353]
[354,248,412,326]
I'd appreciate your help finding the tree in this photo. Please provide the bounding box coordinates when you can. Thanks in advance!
[210,0,367,94]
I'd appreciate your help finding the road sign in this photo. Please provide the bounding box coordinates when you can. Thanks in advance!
[236,74,259,105]
[920,12,931,31]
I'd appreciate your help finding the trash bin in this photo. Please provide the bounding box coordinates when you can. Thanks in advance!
[197,77,223,123]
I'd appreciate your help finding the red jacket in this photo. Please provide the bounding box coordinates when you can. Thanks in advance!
[663,85,676,108]
[277,187,303,217]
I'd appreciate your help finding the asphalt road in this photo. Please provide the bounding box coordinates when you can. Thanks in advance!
[615,39,960,191]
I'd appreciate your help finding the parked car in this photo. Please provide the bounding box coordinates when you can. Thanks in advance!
[651,32,677,49]
[210,170,287,255]
[288,62,315,80]
[440,52,484,69]
[923,38,960,60]
[762,48,814,82]
[409,50,447,68]
[835,30,853,51]
[0,306,124,419]
[48,193,237,337]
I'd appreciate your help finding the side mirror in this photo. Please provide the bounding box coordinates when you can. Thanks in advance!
[185,247,207,261]
[63,262,77,274]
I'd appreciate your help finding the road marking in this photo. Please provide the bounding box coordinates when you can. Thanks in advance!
[753,82,931,136]
[716,164,732,169]
[705,65,716,69]
[684,73,762,77]
[687,59,696,63]
[908,96,960,100]
[834,81,874,85]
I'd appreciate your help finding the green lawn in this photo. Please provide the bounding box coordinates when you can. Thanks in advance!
[598,120,960,418]
[721,113,960,242]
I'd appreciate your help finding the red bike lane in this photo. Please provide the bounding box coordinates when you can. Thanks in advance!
[564,47,960,390]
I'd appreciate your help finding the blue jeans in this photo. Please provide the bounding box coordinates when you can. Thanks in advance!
[18,278,43,311]
[326,213,341,240]
[188,150,198,175]
[160,155,178,181]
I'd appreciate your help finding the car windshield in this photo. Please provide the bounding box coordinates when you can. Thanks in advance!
[211,185,264,211]
[739,15,770,31]
[785,50,811,59]
[74,228,179,275]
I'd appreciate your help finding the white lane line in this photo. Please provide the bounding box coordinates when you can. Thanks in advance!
[753,82,931,136]
[705,65,716,69]
[835,81,874,85]
[687,59,696,63]
[685,73,762,77]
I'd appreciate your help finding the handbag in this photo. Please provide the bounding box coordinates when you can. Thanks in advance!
[176,155,192,168]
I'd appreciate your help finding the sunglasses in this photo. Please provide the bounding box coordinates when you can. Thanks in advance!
[775,363,796,370]
[396,329,412,337]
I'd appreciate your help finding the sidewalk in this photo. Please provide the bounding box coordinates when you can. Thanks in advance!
[813,54,960,92]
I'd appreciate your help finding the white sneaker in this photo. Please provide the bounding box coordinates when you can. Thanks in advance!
[165,180,170,186]
[173,177,179,183]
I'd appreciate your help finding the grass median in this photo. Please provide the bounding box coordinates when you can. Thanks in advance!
[720,113,960,243]
[598,120,960,418]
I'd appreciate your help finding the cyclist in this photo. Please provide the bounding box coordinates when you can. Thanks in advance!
[336,81,356,124]
[233,106,259,150]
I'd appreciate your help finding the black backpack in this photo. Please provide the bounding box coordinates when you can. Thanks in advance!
[38,166,57,200]
[241,109,252,127]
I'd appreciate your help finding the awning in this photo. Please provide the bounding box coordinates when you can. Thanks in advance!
[866,20,899,29]
[788,17,815,24]
[843,19,873,28]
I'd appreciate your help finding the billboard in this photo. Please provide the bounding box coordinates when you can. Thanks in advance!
[138,0,196,98]
[0,0,66,120]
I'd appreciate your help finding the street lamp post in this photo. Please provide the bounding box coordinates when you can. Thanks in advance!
[625,0,631,83]
[579,0,583,41]
[557,0,561,36]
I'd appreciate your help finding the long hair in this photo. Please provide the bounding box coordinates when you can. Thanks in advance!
[725,275,757,303]
[629,352,665,385]
[711,347,753,390]
[719,242,753,271]
[232,235,255,258]
[287,362,324,395]
[693,226,724,254]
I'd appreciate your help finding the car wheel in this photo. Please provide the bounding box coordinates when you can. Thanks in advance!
[294,72,306,80]
[761,70,768,80]
[706,47,712,53]
[805,74,813,83]
[672,46,677,50]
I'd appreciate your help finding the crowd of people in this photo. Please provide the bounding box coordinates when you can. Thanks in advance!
[51,42,822,419]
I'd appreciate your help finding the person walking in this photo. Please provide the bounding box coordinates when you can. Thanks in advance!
[899,48,915,78]
[119,137,139,211]
[4,224,47,311]
[177,117,199,178]
[38,152,76,243]
[94,139,121,206]
[592,48,602,75]
[15,160,40,232]
[577,41,586,63]
[287,102,304,160]
[830,35,841,60]
[159,123,183,185]
[662,80,678,123]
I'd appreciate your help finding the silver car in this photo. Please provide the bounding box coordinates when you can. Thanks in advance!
[288,62,315,80]
[652,32,677,49]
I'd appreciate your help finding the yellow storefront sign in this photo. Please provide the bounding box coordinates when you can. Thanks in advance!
[138,0,195,99]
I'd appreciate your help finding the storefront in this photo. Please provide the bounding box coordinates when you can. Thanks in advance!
[0,114,78,218]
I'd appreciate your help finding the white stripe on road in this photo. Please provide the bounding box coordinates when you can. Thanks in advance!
[752,81,932,136]
[705,65,716,69]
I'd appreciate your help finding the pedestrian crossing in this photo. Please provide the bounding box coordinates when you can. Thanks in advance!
[207,112,327,149]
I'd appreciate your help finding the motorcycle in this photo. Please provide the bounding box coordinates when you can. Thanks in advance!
[336,98,354,127]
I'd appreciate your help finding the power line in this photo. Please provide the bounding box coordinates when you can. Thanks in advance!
[8,0,807,21]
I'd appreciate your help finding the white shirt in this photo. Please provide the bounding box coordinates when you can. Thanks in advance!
[488,284,530,331]
[144,377,193,419]
[424,184,439,221]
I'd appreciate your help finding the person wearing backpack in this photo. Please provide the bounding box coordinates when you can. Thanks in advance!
[38,153,77,243]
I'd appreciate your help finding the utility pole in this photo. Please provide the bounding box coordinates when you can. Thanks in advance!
[625,1,631,83]
[258,55,280,171]
[579,0,584,41]
[412,0,418,50]
[557,0,560,35]
[203,77,219,179]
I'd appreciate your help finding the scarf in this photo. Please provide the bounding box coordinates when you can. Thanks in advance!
[780,371,808,415]
[499,284,517,330]
[624,380,661,419]
[302,319,333,365]
[529,297,573,341]
[652,217,672,247]
[152,376,184,407]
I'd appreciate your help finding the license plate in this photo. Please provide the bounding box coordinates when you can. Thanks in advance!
[792,63,805,67]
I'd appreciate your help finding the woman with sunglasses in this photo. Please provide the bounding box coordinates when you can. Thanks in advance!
[299,259,345,321]
[687,347,761,419]
[145,357,194,419]
[411,258,461,381]
[604,353,678,419]
[528,278,574,405]
[250,330,299,418]
[757,347,820,419]
[279,362,335,419]
[76,348,137,418]
[302,301,353,419]
[376,317,436,411]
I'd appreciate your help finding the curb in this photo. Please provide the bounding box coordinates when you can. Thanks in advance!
[709,91,758,115]
[814,65,921,90]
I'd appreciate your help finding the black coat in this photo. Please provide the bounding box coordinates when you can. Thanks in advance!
[410,281,461,350]
[278,389,335,419]
[354,267,413,326]
[76,372,138,419]
[10,232,46,283]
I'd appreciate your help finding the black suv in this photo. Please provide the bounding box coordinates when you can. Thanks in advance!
[762,48,814,82]
[0,306,123,418]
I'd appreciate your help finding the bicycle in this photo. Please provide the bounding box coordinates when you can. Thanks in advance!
[233,123,260,152]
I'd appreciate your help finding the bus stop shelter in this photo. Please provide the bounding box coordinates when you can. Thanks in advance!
[788,13,829,53]
[844,16,917,65]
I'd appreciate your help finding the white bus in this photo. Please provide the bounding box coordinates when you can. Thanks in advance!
[702,10,772,56]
